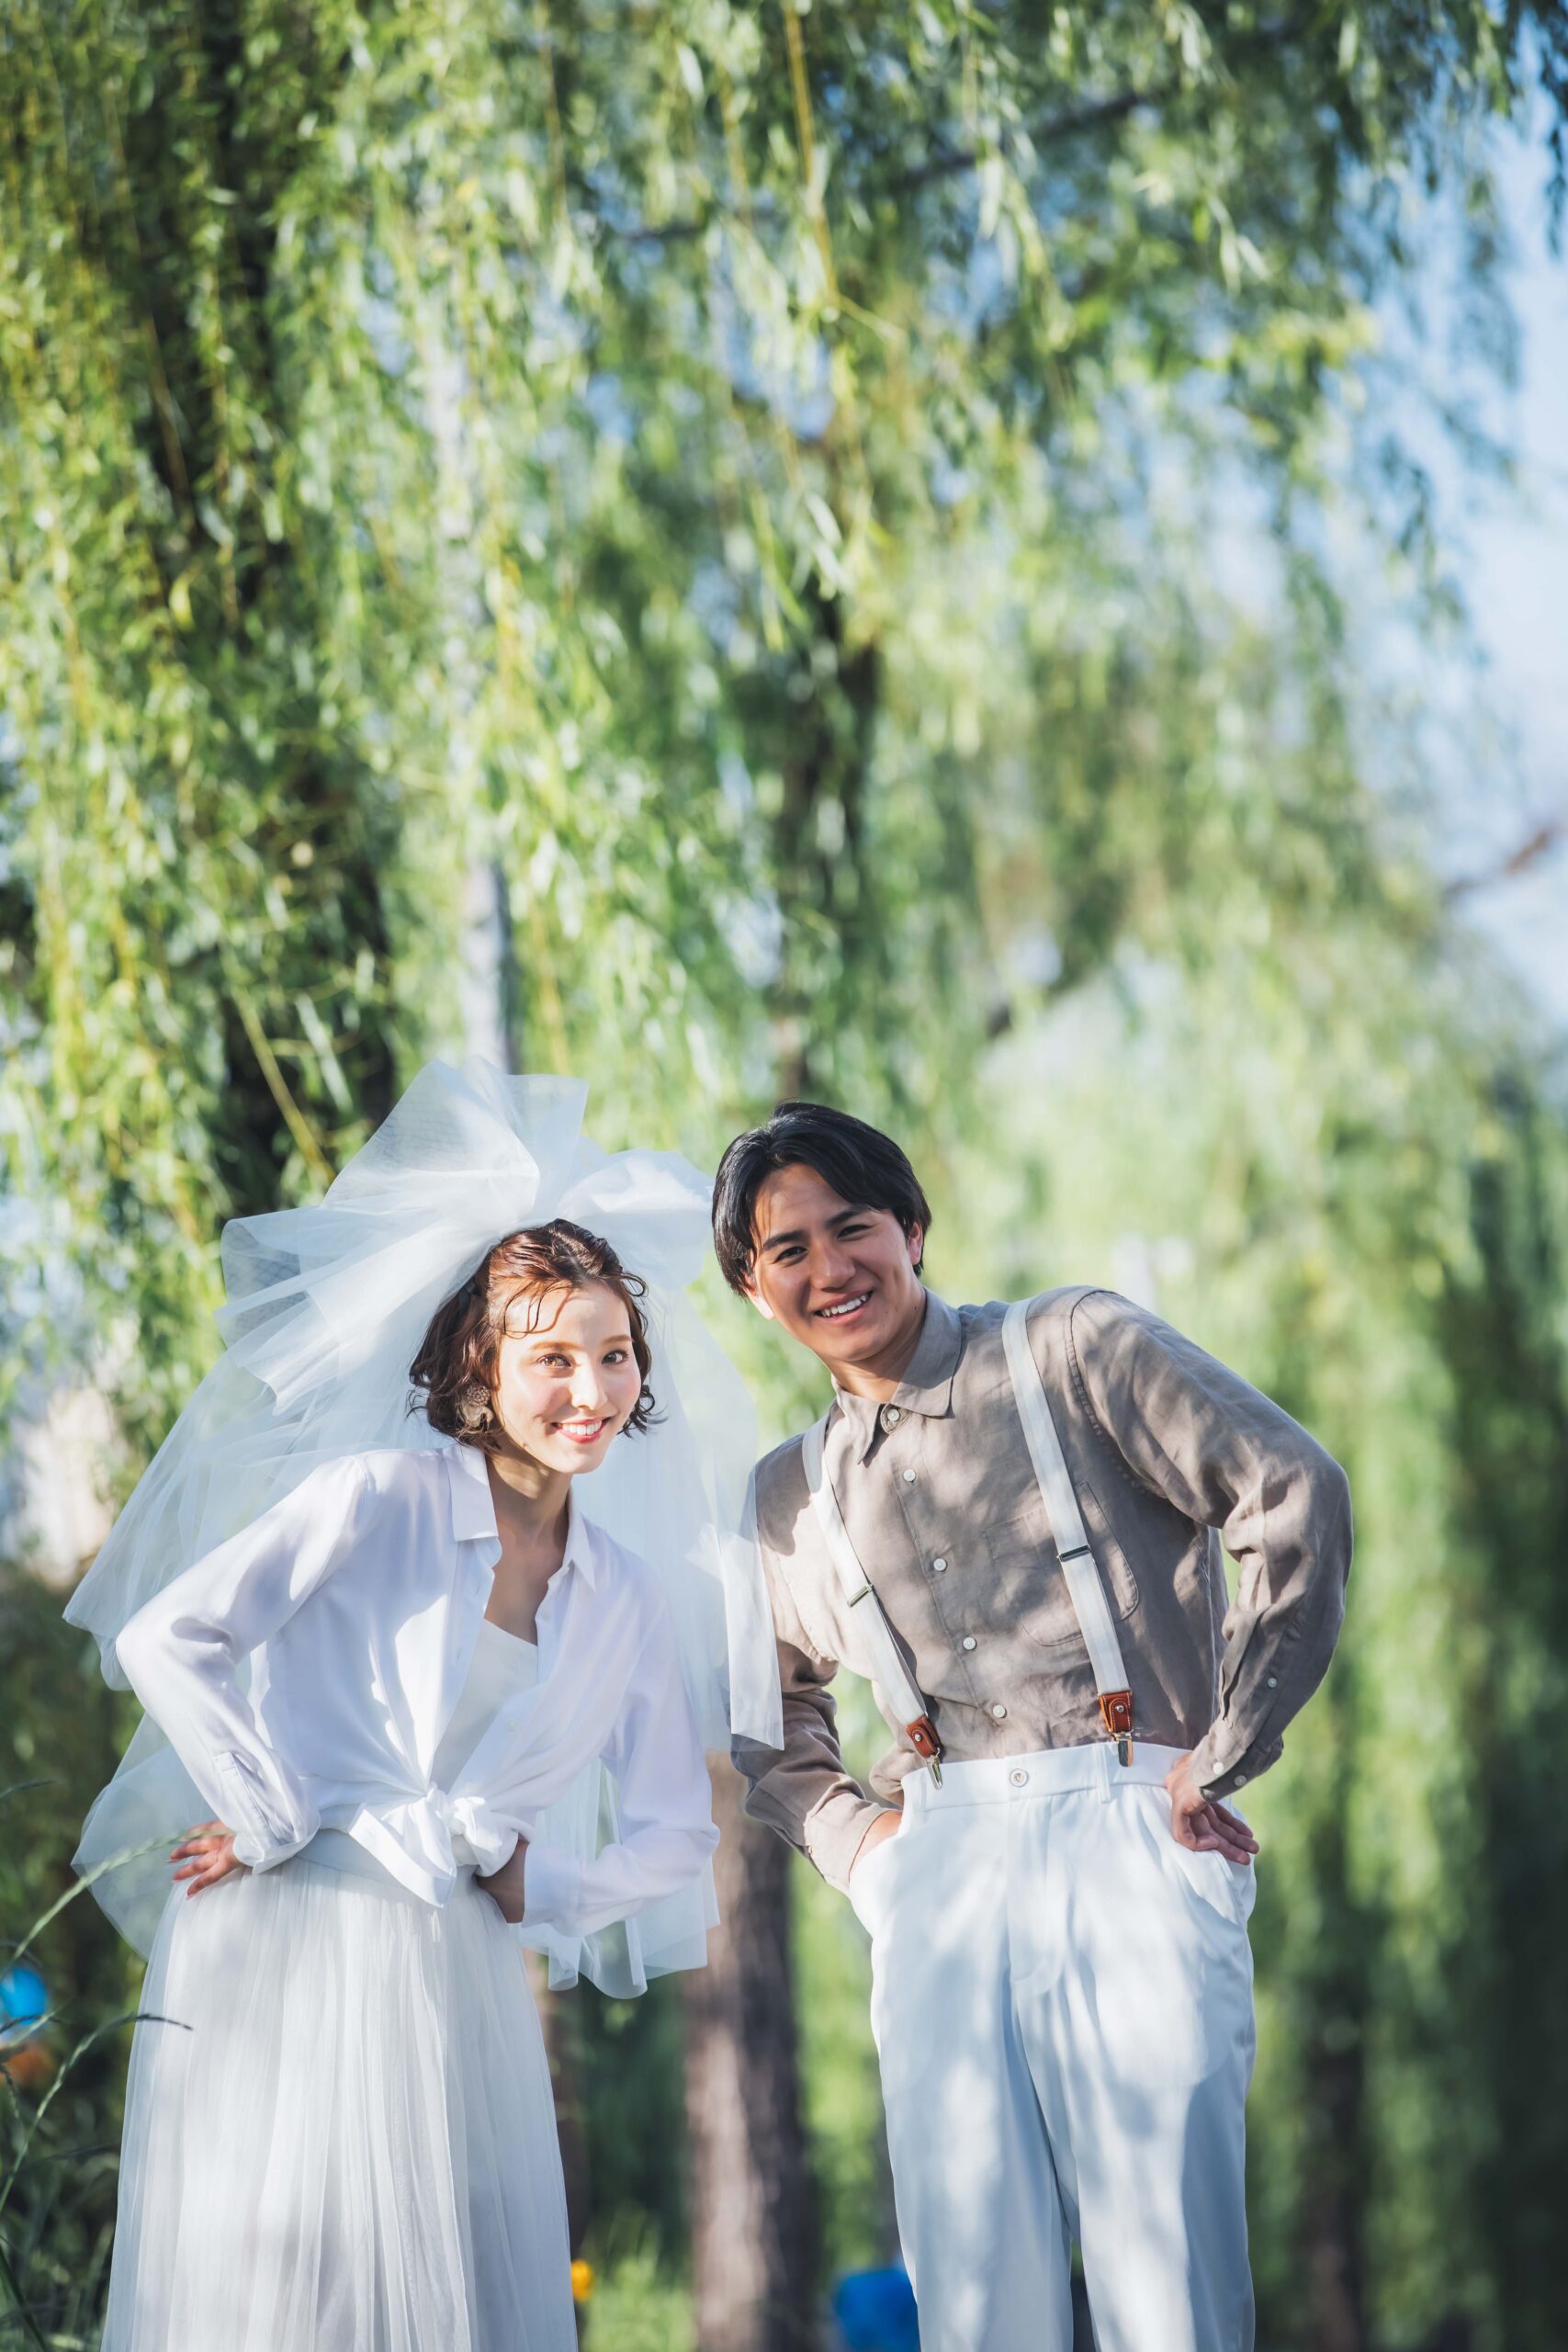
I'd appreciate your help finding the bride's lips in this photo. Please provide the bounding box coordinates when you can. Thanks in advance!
[555,1419,610,1446]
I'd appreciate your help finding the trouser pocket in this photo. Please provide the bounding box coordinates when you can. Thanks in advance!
[849,1817,911,1936]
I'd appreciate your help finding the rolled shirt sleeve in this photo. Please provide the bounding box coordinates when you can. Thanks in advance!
[1065,1288,1353,1799]
[737,1525,890,1896]
[522,1580,719,1939]
[113,1455,375,1872]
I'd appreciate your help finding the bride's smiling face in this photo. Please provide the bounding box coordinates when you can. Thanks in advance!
[490,1282,644,1476]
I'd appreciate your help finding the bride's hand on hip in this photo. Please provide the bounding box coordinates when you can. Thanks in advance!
[171,1820,249,1897]
[477,1838,528,1924]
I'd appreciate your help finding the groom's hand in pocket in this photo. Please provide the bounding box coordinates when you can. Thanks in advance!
[1163,1755,1258,1867]
[848,1809,902,1884]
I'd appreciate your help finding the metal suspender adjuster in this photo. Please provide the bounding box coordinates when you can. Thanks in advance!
[847,1582,944,1784]
[905,1713,943,1783]
[1099,1689,1135,1767]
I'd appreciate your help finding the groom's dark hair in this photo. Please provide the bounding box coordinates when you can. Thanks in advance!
[712,1102,932,1294]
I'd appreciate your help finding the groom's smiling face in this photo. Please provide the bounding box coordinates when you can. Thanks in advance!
[743,1163,927,1379]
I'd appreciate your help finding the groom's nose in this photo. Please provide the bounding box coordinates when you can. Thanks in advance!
[808,1235,858,1291]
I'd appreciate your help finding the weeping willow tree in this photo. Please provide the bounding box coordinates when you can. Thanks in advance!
[4,3,1567,2346]
[7,0,1564,1375]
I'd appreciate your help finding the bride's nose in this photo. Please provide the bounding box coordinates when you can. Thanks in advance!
[568,1366,613,1416]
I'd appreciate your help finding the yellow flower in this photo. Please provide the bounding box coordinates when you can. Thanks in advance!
[570,2259,595,2304]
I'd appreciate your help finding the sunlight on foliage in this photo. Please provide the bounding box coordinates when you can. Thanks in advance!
[4,4,1567,2346]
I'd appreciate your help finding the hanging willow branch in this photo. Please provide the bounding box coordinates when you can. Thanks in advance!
[1,0,1562,1401]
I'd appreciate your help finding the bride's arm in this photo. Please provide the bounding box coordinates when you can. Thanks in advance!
[114,1454,375,1875]
[520,1578,718,1940]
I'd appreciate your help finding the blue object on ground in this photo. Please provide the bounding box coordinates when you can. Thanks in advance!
[831,2265,919,2352]
[0,1962,49,2046]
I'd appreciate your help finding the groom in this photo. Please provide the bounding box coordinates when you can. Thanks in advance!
[714,1102,1351,2352]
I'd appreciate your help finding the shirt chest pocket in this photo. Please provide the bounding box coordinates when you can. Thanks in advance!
[980,1483,1140,1658]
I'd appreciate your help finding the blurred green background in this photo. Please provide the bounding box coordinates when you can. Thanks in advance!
[3,5,1566,2347]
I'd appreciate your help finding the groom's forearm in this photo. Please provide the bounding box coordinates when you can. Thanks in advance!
[739,1645,884,1893]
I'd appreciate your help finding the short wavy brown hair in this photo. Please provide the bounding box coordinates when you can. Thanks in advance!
[410,1219,658,1451]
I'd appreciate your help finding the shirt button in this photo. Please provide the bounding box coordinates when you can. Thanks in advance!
[1266,1676,1278,1689]
[882,1404,902,1429]
[961,1635,977,1652]
[1234,1772,1248,1786]
[990,1703,1008,1721]
[1010,1768,1030,1788]
[902,1468,916,1484]
[931,1557,948,1573]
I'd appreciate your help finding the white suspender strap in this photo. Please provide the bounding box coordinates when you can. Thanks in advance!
[801,1415,942,1781]
[1001,1299,1136,1761]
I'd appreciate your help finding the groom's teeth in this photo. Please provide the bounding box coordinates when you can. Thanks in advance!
[819,1295,869,1318]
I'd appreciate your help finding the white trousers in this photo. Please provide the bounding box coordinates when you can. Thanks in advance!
[851,1744,1257,2352]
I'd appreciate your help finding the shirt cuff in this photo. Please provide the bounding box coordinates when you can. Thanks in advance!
[521,1842,581,1933]
[230,1822,315,1873]
[219,1756,316,1874]
[1190,1729,1283,1803]
[803,1790,891,1895]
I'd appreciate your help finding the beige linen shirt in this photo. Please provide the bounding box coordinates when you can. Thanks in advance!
[741,1287,1352,1892]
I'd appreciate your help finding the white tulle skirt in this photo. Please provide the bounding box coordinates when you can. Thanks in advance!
[102,1852,575,2352]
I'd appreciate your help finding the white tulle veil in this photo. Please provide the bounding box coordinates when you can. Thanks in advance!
[66,1059,782,1995]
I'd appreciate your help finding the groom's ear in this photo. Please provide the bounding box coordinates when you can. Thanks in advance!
[740,1277,776,1321]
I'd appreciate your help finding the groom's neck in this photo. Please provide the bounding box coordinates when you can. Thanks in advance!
[821,1287,931,1403]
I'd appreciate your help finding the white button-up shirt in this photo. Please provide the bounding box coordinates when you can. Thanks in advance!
[114,1443,718,1938]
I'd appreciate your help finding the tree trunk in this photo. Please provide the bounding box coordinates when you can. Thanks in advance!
[1296,1688,1369,2352]
[459,857,524,1075]
[1300,2038,1367,2352]
[682,509,875,2350]
[682,1766,818,2352]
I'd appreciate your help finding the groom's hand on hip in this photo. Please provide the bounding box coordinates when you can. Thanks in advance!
[1163,1754,1259,1867]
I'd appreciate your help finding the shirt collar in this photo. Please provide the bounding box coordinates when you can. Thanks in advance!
[831,1291,964,1463]
[443,1443,598,1589]
[558,1486,598,1589]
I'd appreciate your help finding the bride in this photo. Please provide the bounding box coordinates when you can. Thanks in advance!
[64,1062,781,2352]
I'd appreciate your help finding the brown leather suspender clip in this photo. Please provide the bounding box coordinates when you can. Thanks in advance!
[1098,1689,1134,1768]
[906,1714,943,1786]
